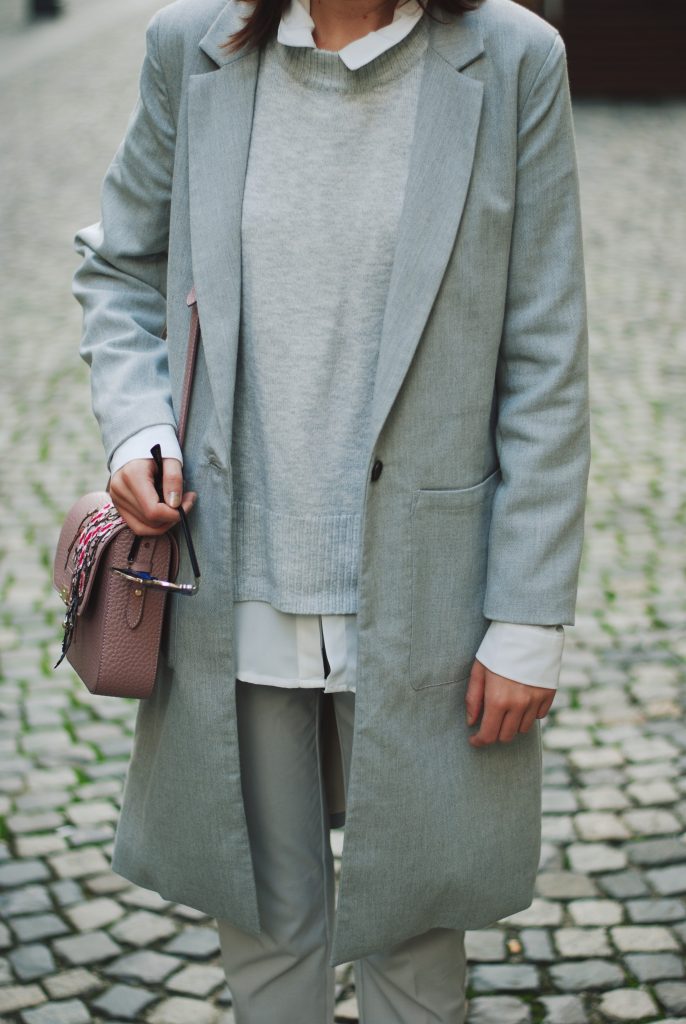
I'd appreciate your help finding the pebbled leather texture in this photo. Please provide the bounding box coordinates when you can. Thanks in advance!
[53,493,178,699]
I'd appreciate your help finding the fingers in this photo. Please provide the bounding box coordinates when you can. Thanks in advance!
[537,691,556,718]
[465,659,486,727]
[109,458,196,536]
[469,694,510,747]
[468,667,555,748]
[163,457,183,508]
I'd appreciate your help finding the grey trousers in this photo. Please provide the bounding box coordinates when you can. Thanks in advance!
[216,680,467,1024]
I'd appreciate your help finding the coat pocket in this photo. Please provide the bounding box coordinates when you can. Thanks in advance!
[409,467,501,691]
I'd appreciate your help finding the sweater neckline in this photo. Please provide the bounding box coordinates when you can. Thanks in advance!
[269,13,429,92]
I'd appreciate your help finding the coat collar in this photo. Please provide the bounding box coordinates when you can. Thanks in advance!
[189,0,484,457]
[198,0,255,66]
[198,0,485,70]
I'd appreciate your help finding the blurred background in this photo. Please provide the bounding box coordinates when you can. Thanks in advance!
[520,0,686,97]
[0,2,685,1023]
[5,0,686,93]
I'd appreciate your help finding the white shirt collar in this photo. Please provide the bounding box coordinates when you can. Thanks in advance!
[276,0,424,71]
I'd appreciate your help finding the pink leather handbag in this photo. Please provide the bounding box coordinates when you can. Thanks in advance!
[53,289,202,699]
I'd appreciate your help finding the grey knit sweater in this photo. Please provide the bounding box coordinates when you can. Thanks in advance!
[230,16,429,613]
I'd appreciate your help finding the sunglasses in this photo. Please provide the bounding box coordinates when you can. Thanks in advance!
[111,444,201,595]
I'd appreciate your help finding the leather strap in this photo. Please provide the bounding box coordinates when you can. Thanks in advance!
[177,286,201,449]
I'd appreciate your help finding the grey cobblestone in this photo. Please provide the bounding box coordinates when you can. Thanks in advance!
[567,899,623,927]
[104,951,183,985]
[646,864,686,895]
[15,834,68,858]
[0,887,52,918]
[1,4,685,1022]
[578,787,629,812]
[5,813,64,835]
[519,928,555,963]
[625,897,686,924]
[20,1000,91,1024]
[119,889,171,912]
[626,837,686,866]
[52,930,123,966]
[49,881,84,908]
[655,982,686,1016]
[42,968,104,999]
[624,952,685,982]
[572,813,631,842]
[0,986,46,1015]
[566,843,629,875]
[469,964,540,993]
[64,896,125,931]
[464,930,506,962]
[466,996,531,1024]
[539,994,588,1023]
[0,862,50,890]
[49,848,110,880]
[622,808,683,835]
[82,872,131,897]
[597,870,650,899]
[0,956,14,984]
[146,995,220,1024]
[7,945,55,984]
[610,924,680,953]
[110,911,178,948]
[162,927,221,960]
[597,988,658,1021]
[536,873,598,900]
[91,982,158,1021]
[548,959,625,992]
[502,899,564,927]
[554,928,612,959]
[165,964,226,997]
[9,914,69,944]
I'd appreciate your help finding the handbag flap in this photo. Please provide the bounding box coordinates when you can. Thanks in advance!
[54,492,180,616]
[53,492,129,613]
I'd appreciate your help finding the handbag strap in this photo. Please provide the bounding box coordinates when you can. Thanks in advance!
[177,286,201,449]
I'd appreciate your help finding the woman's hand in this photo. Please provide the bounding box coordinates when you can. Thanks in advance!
[109,458,196,537]
[465,659,556,747]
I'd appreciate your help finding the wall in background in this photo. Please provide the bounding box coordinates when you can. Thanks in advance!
[516,0,686,97]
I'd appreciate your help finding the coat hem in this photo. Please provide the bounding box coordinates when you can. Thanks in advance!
[327,890,538,967]
[110,850,262,938]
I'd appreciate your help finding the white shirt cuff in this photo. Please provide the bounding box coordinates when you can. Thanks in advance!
[109,424,183,476]
[475,621,565,690]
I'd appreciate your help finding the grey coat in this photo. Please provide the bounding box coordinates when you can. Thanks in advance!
[72,0,590,966]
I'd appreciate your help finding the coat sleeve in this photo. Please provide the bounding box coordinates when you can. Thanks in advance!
[483,33,591,627]
[72,12,178,469]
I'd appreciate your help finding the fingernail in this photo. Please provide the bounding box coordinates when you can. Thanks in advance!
[167,491,180,508]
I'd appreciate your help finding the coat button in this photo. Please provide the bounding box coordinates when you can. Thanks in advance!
[371,459,383,482]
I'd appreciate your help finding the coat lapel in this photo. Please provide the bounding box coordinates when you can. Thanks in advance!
[187,1,484,450]
[369,16,484,444]
[187,1,260,449]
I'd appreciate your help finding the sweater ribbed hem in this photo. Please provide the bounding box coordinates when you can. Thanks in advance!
[232,499,360,613]
[271,13,429,92]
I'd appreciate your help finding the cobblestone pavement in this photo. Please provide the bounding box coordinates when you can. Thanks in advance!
[1,2,685,1021]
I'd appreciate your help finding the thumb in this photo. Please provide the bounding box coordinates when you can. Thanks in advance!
[162,458,184,509]
[465,659,486,726]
